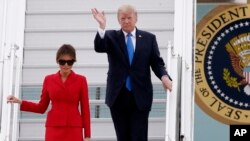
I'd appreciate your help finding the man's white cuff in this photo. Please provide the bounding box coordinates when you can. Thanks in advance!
[97,27,106,39]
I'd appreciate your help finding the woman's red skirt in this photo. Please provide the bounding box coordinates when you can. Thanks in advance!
[45,127,83,141]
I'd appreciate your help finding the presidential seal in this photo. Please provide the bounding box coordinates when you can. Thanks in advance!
[195,4,250,124]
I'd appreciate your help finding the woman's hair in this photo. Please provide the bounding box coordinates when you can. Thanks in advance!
[56,44,76,61]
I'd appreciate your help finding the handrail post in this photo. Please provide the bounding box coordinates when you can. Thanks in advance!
[165,41,179,141]
[165,42,171,141]
[12,44,21,141]
[6,44,19,141]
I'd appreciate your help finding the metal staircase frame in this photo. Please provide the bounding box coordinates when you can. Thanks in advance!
[0,0,26,141]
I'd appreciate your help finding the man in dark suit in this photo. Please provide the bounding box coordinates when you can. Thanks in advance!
[91,4,172,141]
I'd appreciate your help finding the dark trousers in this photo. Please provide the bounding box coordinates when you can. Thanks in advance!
[110,87,150,141]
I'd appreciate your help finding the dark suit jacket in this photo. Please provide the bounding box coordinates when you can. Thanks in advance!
[20,71,91,137]
[94,28,170,111]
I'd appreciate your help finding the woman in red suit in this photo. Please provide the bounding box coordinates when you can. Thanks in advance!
[7,44,91,141]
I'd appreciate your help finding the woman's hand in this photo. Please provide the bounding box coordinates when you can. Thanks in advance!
[7,95,22,104]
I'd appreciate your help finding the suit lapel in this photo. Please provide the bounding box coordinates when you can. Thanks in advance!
[117,29,145,67]
[54,71,64,87]
[131,29,143,66]
[63,71,77,86]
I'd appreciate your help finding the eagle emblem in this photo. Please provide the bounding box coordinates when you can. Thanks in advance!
[225,34,250,95]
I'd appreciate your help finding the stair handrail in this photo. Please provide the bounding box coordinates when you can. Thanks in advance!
[7,44,19,141]
[11,44,21,141]
[0,44,19,141]
[165,41,179,141]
